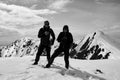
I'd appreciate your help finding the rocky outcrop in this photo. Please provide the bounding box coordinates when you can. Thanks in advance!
[0,37,40,57]
[71,31,120,60]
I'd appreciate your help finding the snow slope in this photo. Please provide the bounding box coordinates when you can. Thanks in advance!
[74,31,120,59]
[0,32,120,80]
[0,56,120,80]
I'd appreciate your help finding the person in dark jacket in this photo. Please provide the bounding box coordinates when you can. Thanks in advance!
[33,20,55,65]
[45,25,73,69]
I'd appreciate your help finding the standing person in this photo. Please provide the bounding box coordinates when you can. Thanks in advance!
[45,25,73,69]
[33,20,55,65]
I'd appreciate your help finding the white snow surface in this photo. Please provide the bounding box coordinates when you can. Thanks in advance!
[0,56,120,80]
[0,31,120,80]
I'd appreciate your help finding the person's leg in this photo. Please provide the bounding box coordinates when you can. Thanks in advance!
[46,46,51,62]
[64,49,69,69]
[34,44,44,64]
[45,47,62,68]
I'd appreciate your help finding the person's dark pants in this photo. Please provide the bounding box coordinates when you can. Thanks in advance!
[46,47,70,69]
[34,44,51,64]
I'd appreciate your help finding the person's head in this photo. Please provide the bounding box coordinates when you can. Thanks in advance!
[63,25,69,33]
[44,20,50,29]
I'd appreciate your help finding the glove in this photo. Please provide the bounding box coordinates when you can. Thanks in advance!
[62,37,67,41]
[44,31,49,36]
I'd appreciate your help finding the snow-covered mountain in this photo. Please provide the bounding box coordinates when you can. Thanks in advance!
[0,37,40,57]
[73,31,120,60]
[0,33,120,80]
[1,31,120,60]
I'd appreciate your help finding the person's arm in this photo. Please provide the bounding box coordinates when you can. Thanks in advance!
[38,28,44,38]
[57,32,62,43]
[50,29,55,45]
[69,33,73,48]
[69,33,73,44]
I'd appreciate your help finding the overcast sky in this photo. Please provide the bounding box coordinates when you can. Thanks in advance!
[0,0,120,45]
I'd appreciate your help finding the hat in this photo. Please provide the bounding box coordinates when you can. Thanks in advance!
[44,20,49,25]
[63,25,69,32]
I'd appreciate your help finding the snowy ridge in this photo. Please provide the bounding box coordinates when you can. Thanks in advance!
[74,31,120,60]
[1,31,120,60]
[97,32,120,59]
[0,56,108,80]
[0,37,40,57]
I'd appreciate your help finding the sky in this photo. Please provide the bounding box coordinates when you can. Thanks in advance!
[0,0,120,45]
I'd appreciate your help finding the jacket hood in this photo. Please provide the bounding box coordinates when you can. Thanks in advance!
[43,20,50,30]
[63,25,69,32]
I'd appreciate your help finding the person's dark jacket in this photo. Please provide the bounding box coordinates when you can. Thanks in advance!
[57,32,73,49]
[38,27,55,46]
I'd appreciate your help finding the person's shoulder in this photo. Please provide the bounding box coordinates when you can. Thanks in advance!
[39,28,44,32]
[68,32,73,36]
[58,32,63,36]
[60,32,64,34]
[49,28,54,33]
[68,32,72,34]
[40,27,44,30]
[49,28,53,31]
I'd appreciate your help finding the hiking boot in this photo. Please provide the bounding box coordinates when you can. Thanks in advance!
[64,69,70,74]
[44,64,51,68]
[60,69,70,75]
[32,62,38,65]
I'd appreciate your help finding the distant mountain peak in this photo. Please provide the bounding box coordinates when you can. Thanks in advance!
[73,31,120,60]
[0,37,40,57]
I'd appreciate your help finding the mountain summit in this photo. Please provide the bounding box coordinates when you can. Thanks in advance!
[74,31,120,60]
